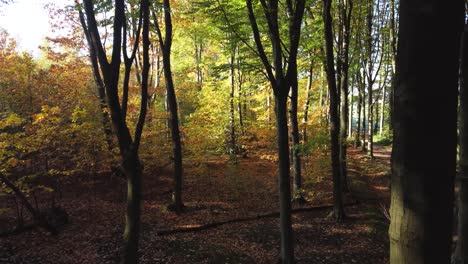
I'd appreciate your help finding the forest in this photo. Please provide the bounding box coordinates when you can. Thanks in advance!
[0,0,466,263]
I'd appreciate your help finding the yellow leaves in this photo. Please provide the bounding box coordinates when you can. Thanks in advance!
[32,105,61,125]
[0,113,25,130]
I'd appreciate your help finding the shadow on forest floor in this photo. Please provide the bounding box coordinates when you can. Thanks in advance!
[0,146,391,264]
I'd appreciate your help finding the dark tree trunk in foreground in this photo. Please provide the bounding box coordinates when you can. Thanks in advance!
[245,0,305,262]
[323,0,345,221]
[276,93,294,263]
[389,1,464,263]
[153,0,184,211]
[453,21,468,264]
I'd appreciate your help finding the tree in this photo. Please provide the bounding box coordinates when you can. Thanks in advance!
[322,0,345,221]
[453,10,468,264]
[363,0,386,158]
[388,0,464,263]
[152,0,184,212]
[245,0,305,262]
[77,3,115,159]
[388,0,397,131]
[338,0,353,192]
[80,0,150,263]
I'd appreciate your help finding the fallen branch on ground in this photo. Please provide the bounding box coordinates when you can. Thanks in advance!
[156,201,358,235]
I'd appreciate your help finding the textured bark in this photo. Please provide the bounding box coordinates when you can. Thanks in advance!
[389,1,463,263]
[453,22,468,264]
[290,61,304,202]
[323,0,345,221]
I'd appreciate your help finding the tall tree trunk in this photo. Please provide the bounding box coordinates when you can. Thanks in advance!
[276,93,294,263]
[323,0,345,221]
[453,21,468,264]
[121,151,142,264]
[388,0,397,131]
[379,84,386,136]
[245,0,305,261]
[81,1,150,263]
[348,83,353,138]
[354,73,362,147]
[154,0,184,211]
[290,61,304,202]
[77,7,114,155]
[267,92,272,124]
[229,52,237,157]
[361,78,367,152]
[236,46,245,136]
[389,1,463,263]
[302,65,313,142]
[195,41,203,86]
[339,0,353,192]
[366,0,374,158]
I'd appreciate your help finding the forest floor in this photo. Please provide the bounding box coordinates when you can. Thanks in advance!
[0,144,392,264]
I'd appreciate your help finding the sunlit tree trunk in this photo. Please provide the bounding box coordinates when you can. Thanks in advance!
[302,64,313,142]
[354,73,362,147]
[236,46,245,136]
[379,84,386,136]
[290,60,304,202]
[365,0,374,158]
[388,0,397,131]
